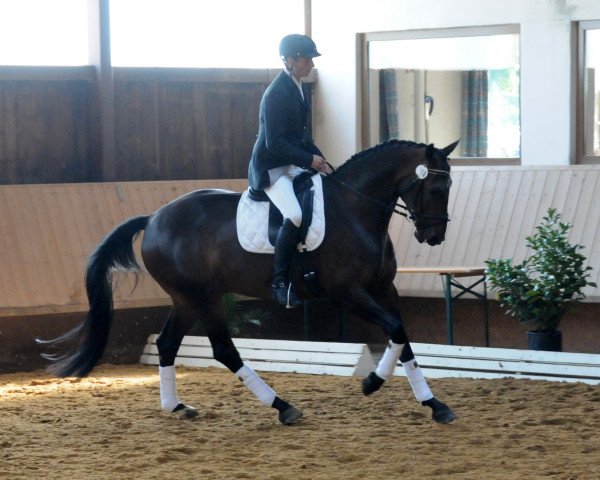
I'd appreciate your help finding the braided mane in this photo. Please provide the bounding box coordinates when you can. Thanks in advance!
[331,139,427,177]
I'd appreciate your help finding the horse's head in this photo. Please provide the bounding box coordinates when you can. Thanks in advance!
[329,139,458,246]
[400,140,458,246]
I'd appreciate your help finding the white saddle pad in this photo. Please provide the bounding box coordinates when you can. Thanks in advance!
[236,174,325,254]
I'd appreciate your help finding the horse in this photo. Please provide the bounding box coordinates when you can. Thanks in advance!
[41,139,459,425]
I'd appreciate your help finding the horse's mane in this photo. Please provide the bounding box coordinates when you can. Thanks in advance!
[331,139,427,177]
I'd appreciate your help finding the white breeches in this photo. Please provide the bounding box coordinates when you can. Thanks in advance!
[264,167,303,227]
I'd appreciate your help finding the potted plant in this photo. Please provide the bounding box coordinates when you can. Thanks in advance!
[485,208,596,351]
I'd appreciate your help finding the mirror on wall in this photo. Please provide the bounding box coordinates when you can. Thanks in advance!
[583,27,600,158]
[361,26,520,162]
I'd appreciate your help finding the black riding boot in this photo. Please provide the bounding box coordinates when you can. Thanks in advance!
[272,219,302,308]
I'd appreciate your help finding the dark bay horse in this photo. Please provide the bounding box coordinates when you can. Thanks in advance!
[43,139,459,425]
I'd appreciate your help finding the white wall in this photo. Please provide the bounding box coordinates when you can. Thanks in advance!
[311,0,600,166]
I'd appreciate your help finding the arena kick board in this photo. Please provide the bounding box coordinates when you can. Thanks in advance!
[140,335,376,377]
[397,343,600,385]
[141,336,600,384]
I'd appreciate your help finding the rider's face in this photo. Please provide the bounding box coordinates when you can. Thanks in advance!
[288,56,314,80]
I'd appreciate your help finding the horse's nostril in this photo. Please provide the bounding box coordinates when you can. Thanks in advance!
[414,230,426,243]
[427,235,442,246]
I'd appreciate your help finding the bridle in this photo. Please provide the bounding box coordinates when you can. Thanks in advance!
[399,167,451,229]
[327,164,451,229]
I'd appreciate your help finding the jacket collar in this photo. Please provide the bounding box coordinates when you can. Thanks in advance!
[278,70,308,110]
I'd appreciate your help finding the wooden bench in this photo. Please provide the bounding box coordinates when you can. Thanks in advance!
[396,267,489,346]
[139,335,375,377]
[302,267,489,344]
[394,343,600,384]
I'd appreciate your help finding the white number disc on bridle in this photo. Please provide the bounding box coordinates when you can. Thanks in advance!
[415,165,429,179]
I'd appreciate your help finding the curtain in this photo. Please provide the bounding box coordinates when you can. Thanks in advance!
[379,69,399,142]
[461,70,488,157]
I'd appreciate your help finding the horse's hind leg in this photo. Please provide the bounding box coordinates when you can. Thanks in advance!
[202,301,303,425]
[155,306,199,419]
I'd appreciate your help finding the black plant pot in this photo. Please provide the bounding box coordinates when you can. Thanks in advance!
[527,330,562,352]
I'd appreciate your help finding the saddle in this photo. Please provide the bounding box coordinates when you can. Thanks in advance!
[236,172,325,254]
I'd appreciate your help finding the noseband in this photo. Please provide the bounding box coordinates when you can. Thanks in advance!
[329,165,451,229]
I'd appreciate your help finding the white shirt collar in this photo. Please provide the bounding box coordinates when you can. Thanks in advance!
[284,67,304,101]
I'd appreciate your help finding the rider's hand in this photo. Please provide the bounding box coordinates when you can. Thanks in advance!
[311,155,332,174]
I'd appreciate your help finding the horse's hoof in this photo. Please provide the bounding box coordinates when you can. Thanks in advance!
[172,403,199,420]
[279,405,303,425]
[422,398,456,424]
[432,406,455,424]
[362,372,385,396]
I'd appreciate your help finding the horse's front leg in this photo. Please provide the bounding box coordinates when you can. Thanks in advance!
[345,285,455,424]
[204,308,303,425]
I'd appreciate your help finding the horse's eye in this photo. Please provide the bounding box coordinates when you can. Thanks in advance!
[430,178,451,196]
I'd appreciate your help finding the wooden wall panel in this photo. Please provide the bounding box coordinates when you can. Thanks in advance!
[0,67,277,185]
[0,179,247,315]
[113,80,157,180]
[391,165,600,302]
[0,78,93,184]
[112,74,270,182]
[1,167,599,315]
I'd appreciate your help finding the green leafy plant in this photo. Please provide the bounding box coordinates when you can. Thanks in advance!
[485,208,596,332]
[223,293,265,336]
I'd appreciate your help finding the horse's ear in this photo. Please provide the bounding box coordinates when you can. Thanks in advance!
[442,139,460,157]
[426,143,435,158]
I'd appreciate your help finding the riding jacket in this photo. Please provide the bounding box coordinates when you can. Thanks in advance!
[248,71,323,190]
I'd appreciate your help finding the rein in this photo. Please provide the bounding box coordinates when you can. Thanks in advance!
[327,166,451,227]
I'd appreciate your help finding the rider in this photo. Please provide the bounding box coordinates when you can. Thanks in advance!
[248,34,331,308]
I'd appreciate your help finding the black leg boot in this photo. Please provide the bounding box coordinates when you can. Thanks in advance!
[272,219,302,308]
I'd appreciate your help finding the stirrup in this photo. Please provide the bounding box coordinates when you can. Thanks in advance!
[272,282,302,309]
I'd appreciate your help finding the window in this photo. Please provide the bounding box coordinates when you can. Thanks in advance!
[110,0,305,68]
[578,21,600,163]
[360,25,521,164]
[0,0,88,66]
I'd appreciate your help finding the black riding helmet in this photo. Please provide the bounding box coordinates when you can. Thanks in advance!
[279,34,321,60]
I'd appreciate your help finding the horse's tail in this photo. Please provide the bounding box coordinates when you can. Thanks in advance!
[39,215,149,377]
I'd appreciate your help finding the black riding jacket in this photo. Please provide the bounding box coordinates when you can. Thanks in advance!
[248,71,323,190]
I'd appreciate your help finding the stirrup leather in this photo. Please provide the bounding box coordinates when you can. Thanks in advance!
[272,282,302,309]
